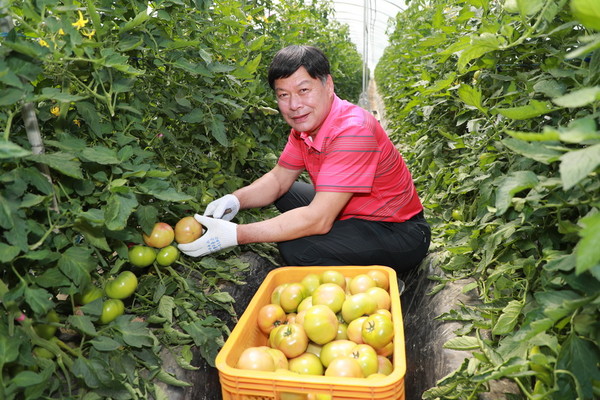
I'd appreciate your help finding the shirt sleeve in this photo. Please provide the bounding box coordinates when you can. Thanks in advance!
[277,132,305,170]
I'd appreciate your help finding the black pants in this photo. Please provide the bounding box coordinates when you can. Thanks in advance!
[274,182,431,273]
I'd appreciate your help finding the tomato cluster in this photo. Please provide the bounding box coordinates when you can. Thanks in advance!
[236,269,396,386]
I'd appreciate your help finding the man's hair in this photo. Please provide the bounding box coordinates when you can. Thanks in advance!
[268,45,331,89]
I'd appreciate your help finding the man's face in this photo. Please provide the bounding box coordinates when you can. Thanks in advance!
[274,66,334,136]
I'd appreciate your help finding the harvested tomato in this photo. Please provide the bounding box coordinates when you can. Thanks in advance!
[257,303,287,335]
[236,346,276,371]
[288,352,324,375]
[143,222,174,248]
[174,216,203,244]
[362,314,394,350]
[269,323,308,359]
[324,356,364,378]
[302,304,338,345]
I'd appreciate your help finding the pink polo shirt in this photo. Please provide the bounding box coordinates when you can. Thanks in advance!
[278,95,423,222]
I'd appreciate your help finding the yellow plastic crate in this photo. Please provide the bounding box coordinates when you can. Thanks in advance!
[215,265,406,400]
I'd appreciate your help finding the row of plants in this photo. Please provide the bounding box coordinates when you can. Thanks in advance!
[0,0,363,398]
[375,0,599,399]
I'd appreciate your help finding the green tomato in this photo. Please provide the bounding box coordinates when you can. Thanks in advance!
[33,346,55,359]
[76,285,103,305]
[99,299,125,324]
[156,245,179,267]
[104,271,138,300]
[34,310,60,339]
[128,245,157,267]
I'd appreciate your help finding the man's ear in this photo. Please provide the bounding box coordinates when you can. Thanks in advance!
[326,74,335,95]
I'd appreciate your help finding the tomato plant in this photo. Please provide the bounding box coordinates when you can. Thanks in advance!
[99,299,125,324]
[128,245,157,267]
[104,271,138,300]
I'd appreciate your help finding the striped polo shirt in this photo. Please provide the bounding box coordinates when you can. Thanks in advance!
[278,95,423,222]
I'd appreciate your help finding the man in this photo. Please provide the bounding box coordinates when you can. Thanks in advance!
[178,45,430,272]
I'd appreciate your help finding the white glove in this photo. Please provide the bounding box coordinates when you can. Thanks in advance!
[203,194,240,221]
[177,215,238,257]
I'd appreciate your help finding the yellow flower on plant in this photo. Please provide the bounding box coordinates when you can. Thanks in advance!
[39,39,49,47]
[82,29,96,39]
[72,10,88,30]
[73,119,81,127]
[58,28,65,35]
[50,106,60,117]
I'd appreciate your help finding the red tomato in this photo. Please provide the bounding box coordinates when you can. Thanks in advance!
[236,346,276,371]
[350,344,378,377]
[288,352,324,375]
[319,339,356,368]
[143,222,174,248]
[269,323,308,359]
[341,292,377,323]
[128,245,157,267]
[257,303,287,335]
[362,314,394,350]
[348,274,376,295]
[279,283,307,313]
[174,216,203,244]
[311,283,346,314]
[324,356,364,378]
[104,271,138,300]
[302,305,339,345]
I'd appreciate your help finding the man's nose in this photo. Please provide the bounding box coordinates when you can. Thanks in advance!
[288,94,301,110]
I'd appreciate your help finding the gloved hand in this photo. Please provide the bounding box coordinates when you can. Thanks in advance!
[203,194,240,221]
[177,215,238,257]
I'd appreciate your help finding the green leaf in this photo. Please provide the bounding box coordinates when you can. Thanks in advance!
[497,100,556,120]
[115,316,154,348]
[153,369,191,387]
[0,242,20,263]
[121,9,151,32]
[0,88,24,105]
[80,146,121,165]
[24,286,54,314]
[552,86,600,108]
[556,333,600,400]
[0,140,31,159]
[89,336,122,352]
[422,73,457,95]
[492,300,523,335]
[559,117,600,144]
[559,143,600,190]
[443,336,480,350]
[105,192,138,231]
[158,295,174,323]
[135,179,192,202]
[457,84,486,113]
[74,220,111,252]
[576,212,600,274]
[502,138,562,164]
[209,116,228,146]
[27,152,83,179]
[12,370,45,387]
[72,357,110,388]
[136,205,159,234]
[67,314,98,336]
[457,33,503,71]
[0,334,19,365]
[495,171,539,215]
[36,87,84,102]
[57,247,96,289]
